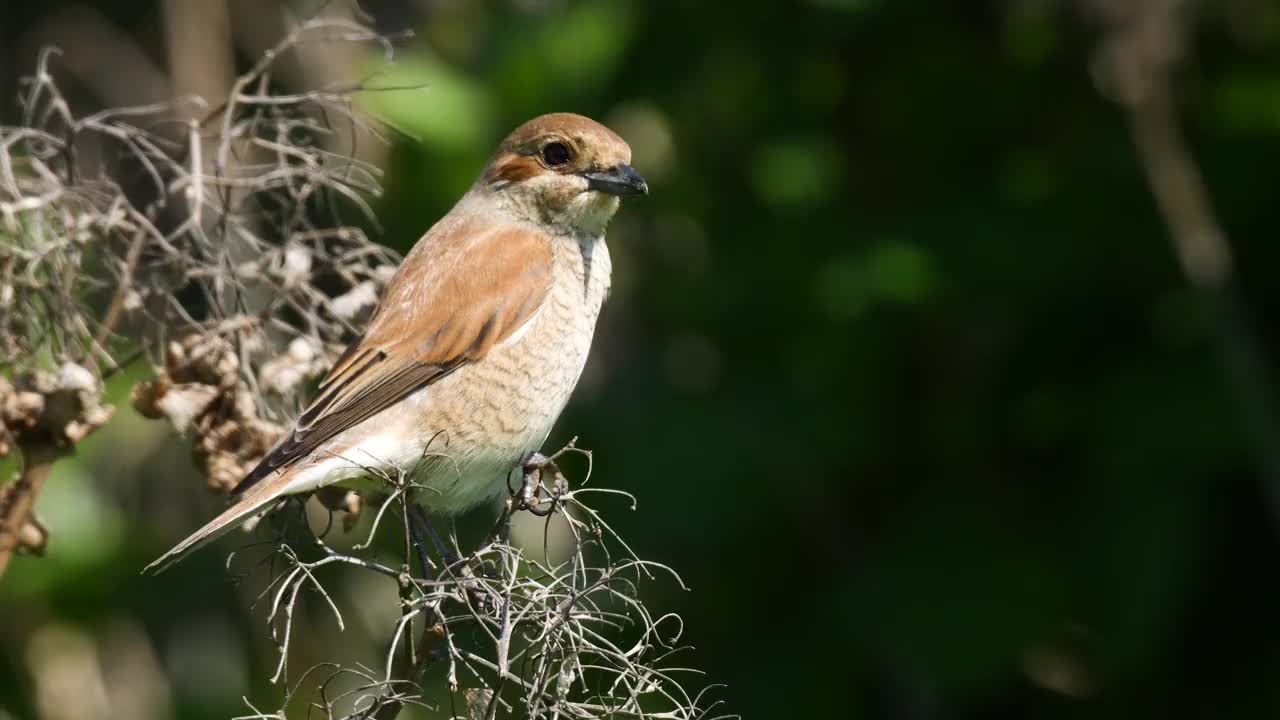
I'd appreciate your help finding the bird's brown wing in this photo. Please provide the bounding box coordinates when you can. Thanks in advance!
[232,219,553,495]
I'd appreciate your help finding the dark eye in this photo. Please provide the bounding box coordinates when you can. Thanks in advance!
[542,141,571,167]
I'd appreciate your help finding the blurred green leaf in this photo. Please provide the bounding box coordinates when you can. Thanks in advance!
[360,56,495,151]
[750,138,842,208]
[866,240,934,304]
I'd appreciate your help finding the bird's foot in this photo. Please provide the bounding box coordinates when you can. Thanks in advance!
[515,450,568,517]
[495,441,584,544]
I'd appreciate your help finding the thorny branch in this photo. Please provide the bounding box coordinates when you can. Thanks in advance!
[227,439,729,720]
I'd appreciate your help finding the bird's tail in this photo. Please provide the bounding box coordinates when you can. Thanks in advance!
[143,480,286,575]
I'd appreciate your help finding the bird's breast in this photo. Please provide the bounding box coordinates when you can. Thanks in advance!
[401,233,611,509]
[465,231,611,435]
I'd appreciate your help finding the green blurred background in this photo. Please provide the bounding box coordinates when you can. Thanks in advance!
[5,0,1280,718]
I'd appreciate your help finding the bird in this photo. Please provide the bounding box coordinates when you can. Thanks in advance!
[146,112,647,573]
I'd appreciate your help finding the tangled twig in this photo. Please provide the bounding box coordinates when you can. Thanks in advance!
[0,13,405,575]
[228,440,730,720]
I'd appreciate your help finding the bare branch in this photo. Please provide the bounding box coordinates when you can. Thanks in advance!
[1088,0,1280,527]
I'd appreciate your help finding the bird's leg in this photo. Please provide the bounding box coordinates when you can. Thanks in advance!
[408,505,458,578]
[405,505,436,581]
[493,450,569,544]
[520,451,548,513]
[496,499,514,546]
[517,450,567,517]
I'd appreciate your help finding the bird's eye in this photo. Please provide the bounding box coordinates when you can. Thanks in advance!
[542,141,572,167]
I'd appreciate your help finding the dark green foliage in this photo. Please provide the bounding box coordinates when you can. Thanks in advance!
[5,1,1280,718]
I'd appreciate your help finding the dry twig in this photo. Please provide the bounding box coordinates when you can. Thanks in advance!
[227,440,729,720]
[1087,0,1280,524]
[0,15,403,574]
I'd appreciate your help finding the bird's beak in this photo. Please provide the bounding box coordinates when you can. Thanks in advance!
[582,164,648,196]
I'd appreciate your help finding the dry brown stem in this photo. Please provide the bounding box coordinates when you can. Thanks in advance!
[132,333,285,493]
[1089,0,1280,521]
[0,9,404,574]
[0,363,114,574]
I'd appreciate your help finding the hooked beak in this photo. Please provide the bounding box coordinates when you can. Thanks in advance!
[582,164,648,196]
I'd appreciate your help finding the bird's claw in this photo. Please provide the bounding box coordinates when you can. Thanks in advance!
[514,450,566,517]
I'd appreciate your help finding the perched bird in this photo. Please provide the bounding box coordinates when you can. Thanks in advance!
[147,113,646,573]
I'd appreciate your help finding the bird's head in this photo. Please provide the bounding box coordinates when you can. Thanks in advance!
[480,113,647,235]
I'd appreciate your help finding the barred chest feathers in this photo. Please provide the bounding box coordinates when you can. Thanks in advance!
[399,230,612,511]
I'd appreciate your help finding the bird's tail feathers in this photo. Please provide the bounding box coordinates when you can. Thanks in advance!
[143,482,285,575]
